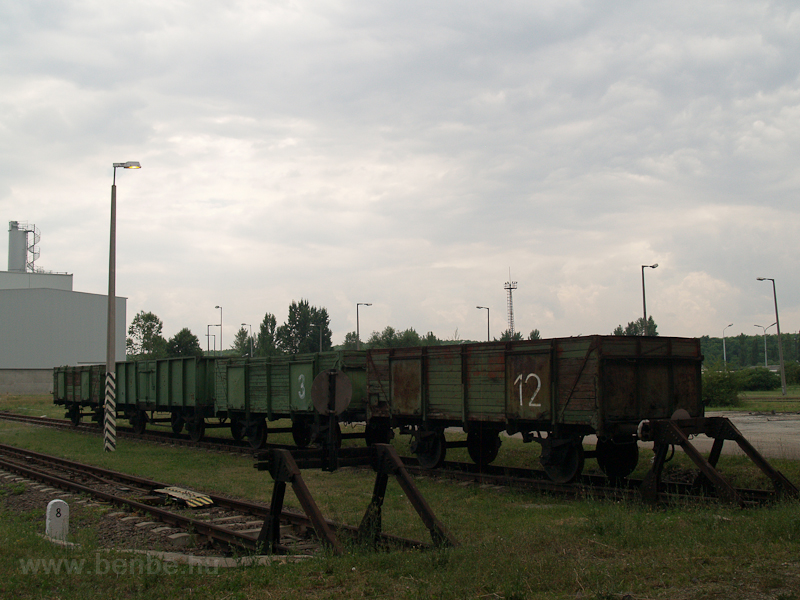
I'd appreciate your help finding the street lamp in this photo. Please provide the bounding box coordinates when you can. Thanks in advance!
[207,334,215,354]
[722,323,733,367]
[241,323,253,357]
[356,303,371,350]
[105,161,141,453]
[757,277,787,395]
[754,323,776,368]
[476,306,490,342]
[215,305,223,354]
[641,263,658,336]
[206,324,213,354]
[312,324,323,353]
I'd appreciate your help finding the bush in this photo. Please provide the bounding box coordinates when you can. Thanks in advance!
[734,367,781,391]
[702,368,741,407]
[785,362,800,386]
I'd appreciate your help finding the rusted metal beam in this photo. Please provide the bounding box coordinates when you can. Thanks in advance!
[372,444,459,548]
[258,448,344,555]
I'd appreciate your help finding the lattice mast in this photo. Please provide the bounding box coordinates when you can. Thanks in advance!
[504,273,517,337]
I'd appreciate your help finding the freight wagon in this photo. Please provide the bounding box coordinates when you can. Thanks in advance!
[54,335,702,483]
[54,351,369,449]
[368,335,702,482]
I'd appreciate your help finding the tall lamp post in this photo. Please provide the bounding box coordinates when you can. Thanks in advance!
[215,305,223,354]
[206,324,213,353]
[722,323,733,367]
[105,161,141,453]
[754,323,776,368]
[757,277,787,395]
[312,324,323,353]
[241,323,253,357]
[641,263,658,336]
[356,303,371,350]
[477,306,490,342]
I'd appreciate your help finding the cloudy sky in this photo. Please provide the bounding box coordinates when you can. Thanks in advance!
[2,1,799,348]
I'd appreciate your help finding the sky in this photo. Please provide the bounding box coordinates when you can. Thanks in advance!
[2,1,800,349]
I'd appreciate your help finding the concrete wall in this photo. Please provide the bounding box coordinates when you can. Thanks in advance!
[0,288,126,369]
[0,369,52,394]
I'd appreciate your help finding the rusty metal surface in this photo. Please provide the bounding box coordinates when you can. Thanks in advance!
[310,369,353,415]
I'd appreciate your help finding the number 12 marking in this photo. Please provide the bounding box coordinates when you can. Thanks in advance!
[514,373,542,407]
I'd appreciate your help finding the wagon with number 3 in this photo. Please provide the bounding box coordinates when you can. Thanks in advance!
[366,335,703,482]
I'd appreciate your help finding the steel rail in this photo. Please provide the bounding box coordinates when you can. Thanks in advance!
[0,442,428,550]
[0,412,781,505]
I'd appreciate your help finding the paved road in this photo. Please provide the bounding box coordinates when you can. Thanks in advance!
[581,411,800,460]
[680,410,800,460]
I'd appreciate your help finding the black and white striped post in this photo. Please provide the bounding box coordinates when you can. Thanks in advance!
[105,161,141,452]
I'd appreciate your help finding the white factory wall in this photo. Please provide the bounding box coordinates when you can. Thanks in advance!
[0,271,73,290]
[0,288,126,369]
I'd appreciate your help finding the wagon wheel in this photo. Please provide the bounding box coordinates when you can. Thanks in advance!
[291,420,313,448]
[248,419,268,449]
[542,440,584,484]
[130,410,147,435]
[230,417,245,442]
[412,428,446,470]
[170,412,184,435]
[68,406,81,427]
[467,429,501,466]
[364,421,392,446]
[188,418,206,443]
[596,438,639,480]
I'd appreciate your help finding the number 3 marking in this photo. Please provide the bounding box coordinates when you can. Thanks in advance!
[514,373,542,407]
[298,374,306,400]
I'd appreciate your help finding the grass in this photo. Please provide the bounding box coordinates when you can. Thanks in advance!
[705,385,800,412]
[2,396,800,599]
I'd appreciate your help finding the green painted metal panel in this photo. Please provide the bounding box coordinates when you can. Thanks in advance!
[246,359,270,414]
[169,359,185,408]
[228,366,246,411]
[80,371,90,401]
[290,362,315,412]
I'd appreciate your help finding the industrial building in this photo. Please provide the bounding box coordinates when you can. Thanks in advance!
[0,221,126,393]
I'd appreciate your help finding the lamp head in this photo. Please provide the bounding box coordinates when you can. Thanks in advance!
[113,161,141,169]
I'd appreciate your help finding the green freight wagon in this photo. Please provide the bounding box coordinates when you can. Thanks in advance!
[116,357,216,440]
[366,335,702,481]
[53,364,105,425]
[214,350,368,448]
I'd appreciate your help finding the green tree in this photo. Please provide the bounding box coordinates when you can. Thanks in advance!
[422,331,439,346]
[702,363,741,407]
[256,312,279,357]
[276,300,332,354]
[498,329,523,341]
[612,316,658,336]
[340,331,360,350]
[232,326,253,357]
[126,311,167,358]
[528,329,541,340]
[166,327,203,358]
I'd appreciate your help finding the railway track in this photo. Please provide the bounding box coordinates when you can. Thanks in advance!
[0,442,430,554]
[0,411,786,506]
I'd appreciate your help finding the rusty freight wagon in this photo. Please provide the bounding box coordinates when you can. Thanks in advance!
[366,335,703,482]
